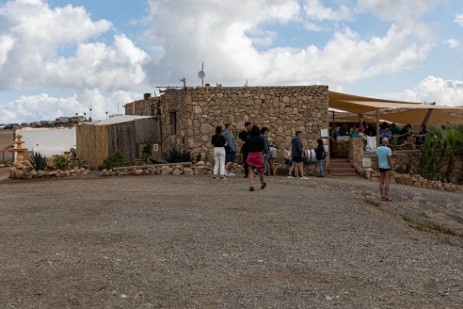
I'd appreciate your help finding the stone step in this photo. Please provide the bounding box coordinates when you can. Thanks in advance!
[329,159,357,176]
[330,162,353,168]
[331,172,359,176]
[330,167,357,173]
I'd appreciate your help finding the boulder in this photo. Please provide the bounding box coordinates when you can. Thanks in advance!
[172,169,182,175]
[183,167,194,175]
[161,166,173,175]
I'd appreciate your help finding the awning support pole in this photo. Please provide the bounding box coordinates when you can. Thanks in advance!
[421,108,433,127]
[376,109,380,147]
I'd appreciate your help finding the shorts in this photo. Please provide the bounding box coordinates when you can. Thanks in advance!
[246,151,265,171]
[379,168,391,173]
[292,156,303,163]
[226,152,237,163]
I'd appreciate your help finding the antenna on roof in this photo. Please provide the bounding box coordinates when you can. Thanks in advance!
[198,62,205,87]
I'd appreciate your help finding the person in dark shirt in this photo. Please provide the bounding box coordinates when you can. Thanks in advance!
[246,125,266,191]
[211,126,228,180]
[399,124,412,144]
[238,121,252,178]
[315,138,325,177]
[339,124,350,136]
[416,124,428,146]
[288,130,307,179]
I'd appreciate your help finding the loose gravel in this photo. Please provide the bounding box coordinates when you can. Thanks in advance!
[0,174,462,308]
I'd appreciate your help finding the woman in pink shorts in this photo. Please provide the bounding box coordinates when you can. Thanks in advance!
[245,125,266,191]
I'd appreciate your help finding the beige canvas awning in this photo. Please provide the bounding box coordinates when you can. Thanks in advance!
[329,91,463,125]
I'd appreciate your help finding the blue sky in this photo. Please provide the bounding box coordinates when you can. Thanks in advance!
[1,0,463,123]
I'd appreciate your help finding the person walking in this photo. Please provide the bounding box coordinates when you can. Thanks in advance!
[238,121,252,178]
[288,131,307,180]
[376,137,394,201]
[315,138,325,177]
[246,125,266,191]
[223,123,237,176]
[211,126,228,180]
[260,127,270,175]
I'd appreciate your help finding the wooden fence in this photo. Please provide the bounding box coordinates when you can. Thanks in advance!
[76,124,109,169]
[76,118,162,169]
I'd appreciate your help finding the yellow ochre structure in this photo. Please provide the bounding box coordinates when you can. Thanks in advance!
[8,130,28,163]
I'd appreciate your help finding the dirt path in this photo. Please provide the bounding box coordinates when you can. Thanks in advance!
[0,174,462,308]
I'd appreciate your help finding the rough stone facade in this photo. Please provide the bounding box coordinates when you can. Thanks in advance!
[127,86,329,161]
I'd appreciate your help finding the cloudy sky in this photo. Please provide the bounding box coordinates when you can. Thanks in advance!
[1,0,463,124]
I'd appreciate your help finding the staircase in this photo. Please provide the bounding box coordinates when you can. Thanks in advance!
[330,158,358,177]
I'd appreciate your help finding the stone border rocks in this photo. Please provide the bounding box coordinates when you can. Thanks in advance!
[363,167,463,193]
[8,163,89,180]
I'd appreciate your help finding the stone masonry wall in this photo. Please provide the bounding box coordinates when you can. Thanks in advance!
[158,86,329,160]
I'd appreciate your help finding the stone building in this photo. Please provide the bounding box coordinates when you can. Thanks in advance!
[125,85,330,160]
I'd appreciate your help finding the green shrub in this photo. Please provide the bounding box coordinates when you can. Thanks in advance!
[142,144,152,159]
[418,133,440,179]
[52,155,70,170]
[165,140,193,163]
[102,151,130,170]
[29,152,48,171]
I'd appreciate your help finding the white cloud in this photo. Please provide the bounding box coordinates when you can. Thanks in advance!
[0,35,15,65]
[0,93,81,124]
[0,0,148,91]
[143,0,433,87]
[0,89,143,124]
[455,13,463,26]
[445,39,461,49]
[389,76,463,106]
[0,0,440,90]
[303,0,352,22]
[46,35,148,91]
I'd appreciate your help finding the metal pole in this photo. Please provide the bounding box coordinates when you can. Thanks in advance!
[376,109,380,147]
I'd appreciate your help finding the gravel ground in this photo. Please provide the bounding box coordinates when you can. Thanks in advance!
[0,172,462,308]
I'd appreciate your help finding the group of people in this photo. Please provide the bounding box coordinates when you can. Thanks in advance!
[285,131,325,179]
[212,122,326,191]
[211,122,271,191]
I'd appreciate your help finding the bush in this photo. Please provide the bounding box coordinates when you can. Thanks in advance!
[29,152,48,171]
[102,151,130,170]
[52,155,70,170]
[165,140,193,163]
[142,144,152,159]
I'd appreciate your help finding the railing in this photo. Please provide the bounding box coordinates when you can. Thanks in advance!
[0,150,14,163]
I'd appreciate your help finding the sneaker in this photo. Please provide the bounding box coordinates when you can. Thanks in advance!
[249,186,255,191]
[261,182,267,189]
[287,176,293,179]
[213,176,217,179]
[227,172,236,177]
[220,176,227,180]
[224,171,229,176]
[300,176,308,180]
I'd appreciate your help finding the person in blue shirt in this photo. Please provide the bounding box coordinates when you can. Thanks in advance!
[223,123,237,176]
[376,137,394,202]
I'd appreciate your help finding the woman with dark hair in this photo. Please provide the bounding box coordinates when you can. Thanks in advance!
[211,126,228,180]
[315,138,325,177]
[246,125,266,191]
